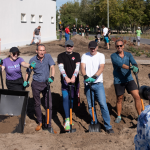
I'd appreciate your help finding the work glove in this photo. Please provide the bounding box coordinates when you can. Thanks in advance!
[130,65,139,73]
[30,61,36,69]
[0,59,3,65]
[84,75,96,83]
[23,81,29,88]
[48,76,54,83]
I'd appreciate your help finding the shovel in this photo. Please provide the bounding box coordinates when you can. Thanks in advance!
[68,84,76,133]
[89,83,101,132]
[46,81,57,134]
[134,73,145,111]
[0,61,4,89]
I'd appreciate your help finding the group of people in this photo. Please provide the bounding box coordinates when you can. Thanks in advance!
[0,37,144,135]
[59,24,90,41]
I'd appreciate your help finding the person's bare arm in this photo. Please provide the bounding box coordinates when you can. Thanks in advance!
[21,62,30,68]
[25,72,28,81]
[81,63,86,76]
[1,66,5,72]
[39,32,41,36]
[33,31,35,37]
[50,65,55,77]
[122,64,130,69]
[93,64,105,76]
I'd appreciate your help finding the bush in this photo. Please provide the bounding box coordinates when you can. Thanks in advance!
[146,53,150,57]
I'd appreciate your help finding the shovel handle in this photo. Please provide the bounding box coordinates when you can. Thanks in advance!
[70,108,72,125]
[92,107,95,122]
[134,73,145,111]
[141,99,145,111]
[47,109,49,124]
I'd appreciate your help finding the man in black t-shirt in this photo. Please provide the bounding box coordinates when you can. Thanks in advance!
[58,25,63,41]
[96,25,101,43]
[79,25,84,36]
[57,40,81,131]
[84,25,90,39]
[72,24,77,36]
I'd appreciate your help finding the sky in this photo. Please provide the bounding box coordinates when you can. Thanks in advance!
[56,0,81,10]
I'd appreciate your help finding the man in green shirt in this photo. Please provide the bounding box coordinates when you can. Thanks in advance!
[136,27,142,46]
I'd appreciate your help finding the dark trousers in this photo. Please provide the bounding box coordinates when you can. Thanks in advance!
[31,80,52,127]
[6,77,24,91]
[59,32,62,40]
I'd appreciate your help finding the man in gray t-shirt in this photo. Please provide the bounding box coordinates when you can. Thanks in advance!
[30,26,41,45]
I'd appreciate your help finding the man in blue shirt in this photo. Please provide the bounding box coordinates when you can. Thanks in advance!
[111,39,141,123]
[24,44,55,133]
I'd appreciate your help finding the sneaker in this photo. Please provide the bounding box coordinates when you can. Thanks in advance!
[115,117,121,123]
[64,118,70,131]
[106,129,114,134]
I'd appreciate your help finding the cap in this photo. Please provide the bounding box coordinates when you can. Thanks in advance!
[88,41,97,48]
[65,40,74,46]
[138,27,140,29]
[9,47,20,53]
[96,25,99,28]
[67,25,70,27]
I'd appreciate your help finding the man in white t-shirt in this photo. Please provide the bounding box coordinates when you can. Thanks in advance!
[102,25,109,50]
[81,41,114,134]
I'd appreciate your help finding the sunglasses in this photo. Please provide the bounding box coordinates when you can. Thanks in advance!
[66,45,73,48]
[116,45,123,48]
[13,52,19,56]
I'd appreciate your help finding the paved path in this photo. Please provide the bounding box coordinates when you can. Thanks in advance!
[0,56,149,64]
[111,35,150,45]
[89,34,150,45]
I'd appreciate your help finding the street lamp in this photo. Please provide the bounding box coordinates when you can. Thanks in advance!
[107,0,109,28]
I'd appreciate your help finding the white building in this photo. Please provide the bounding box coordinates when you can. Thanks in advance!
[0,0,56,51]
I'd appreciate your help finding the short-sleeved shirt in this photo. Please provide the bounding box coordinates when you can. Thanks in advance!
[85,27,89,33]
[134,105,150,150]
[103,27,108,36]
[79,27,84,33]
[97,28,101,34]
[81,52,105,83]
[57,52,81,83]
[65,28,70,34]
[59,28,63,33]
[72,27,77,32]
[27,54,55,82]
[136,30,142,37]
[111,51,137,84]
[3,57,24,80]
[34,28,40,35]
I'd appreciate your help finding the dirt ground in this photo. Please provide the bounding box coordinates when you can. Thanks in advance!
[0,35,150,150]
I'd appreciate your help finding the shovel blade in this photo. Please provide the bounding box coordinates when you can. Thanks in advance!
[89,124,101,132]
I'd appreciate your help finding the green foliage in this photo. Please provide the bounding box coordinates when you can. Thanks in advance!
[146,52,150,57]
[59,0,150,30]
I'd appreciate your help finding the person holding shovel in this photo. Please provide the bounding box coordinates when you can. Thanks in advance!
[25,44,55,133]
[111,39,141,123]
[71,24,77,36]
[57,40,81,131]
[81,41,114,134]
[85,25,90,39]
[1,47,36,91]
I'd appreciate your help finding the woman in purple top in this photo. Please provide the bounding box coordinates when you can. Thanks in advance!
[1,47,36,91]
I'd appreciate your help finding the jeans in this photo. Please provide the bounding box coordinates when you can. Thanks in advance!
[85,82,112,130]
[65,33,70,41]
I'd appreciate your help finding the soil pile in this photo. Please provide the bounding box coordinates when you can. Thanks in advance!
[0,115,20,133]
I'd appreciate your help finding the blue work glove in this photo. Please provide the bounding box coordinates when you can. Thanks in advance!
[0,59,3,65]
[23,81,29,88]
[30,61,36,69]
[48,76,54,83]
[130,65,139,73]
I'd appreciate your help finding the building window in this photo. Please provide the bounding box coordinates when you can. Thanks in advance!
[51,16,54,24]
[21,13,26,23]
[31,14,35,23]
[39,15,43,23]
